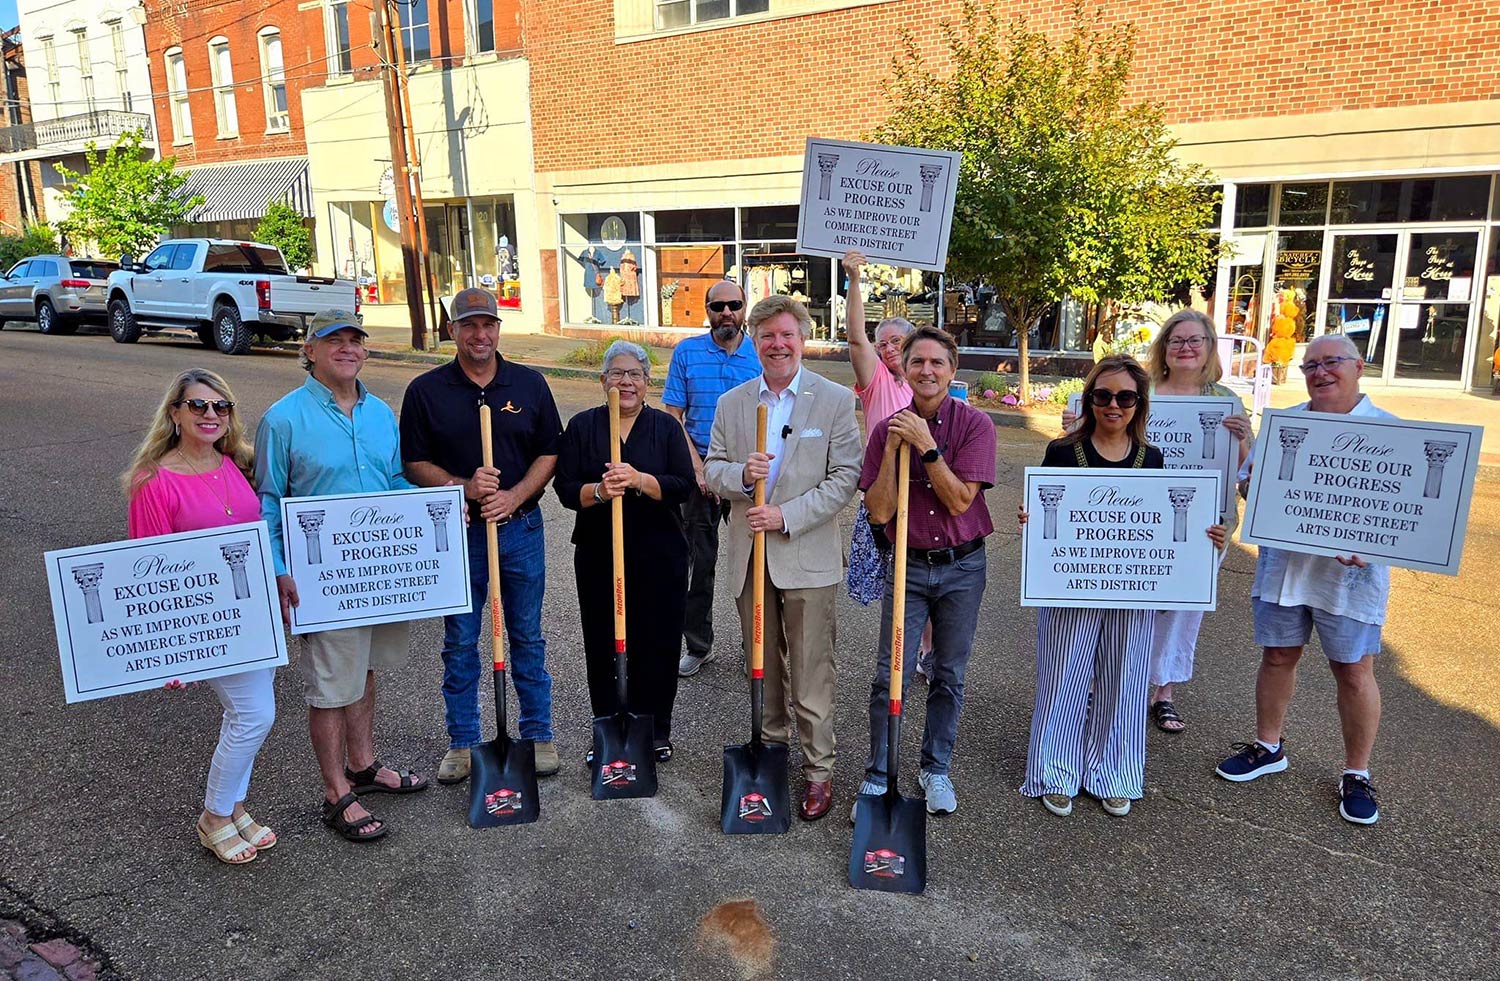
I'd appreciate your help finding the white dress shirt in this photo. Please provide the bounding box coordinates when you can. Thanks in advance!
[757,366,803,499]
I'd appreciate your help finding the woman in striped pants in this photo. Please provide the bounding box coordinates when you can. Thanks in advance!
[1019,356,1224,817]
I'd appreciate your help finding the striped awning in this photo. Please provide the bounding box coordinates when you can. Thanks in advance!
[178,157,312,223]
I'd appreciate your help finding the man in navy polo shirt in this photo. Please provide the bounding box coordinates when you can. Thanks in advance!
[400,288,564,781]
[662,278,761,677]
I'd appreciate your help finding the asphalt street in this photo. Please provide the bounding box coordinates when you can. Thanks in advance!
[1,326,1497,981]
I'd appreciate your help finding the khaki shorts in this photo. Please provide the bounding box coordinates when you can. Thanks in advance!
[298,621,410,708]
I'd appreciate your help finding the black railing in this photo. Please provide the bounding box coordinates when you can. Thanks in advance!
[0,110,153,154]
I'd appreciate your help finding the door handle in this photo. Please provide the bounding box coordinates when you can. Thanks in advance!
[179,278,190,282]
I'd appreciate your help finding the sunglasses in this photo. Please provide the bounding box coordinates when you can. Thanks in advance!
[175,398,235,416]
[1087,388,1141,409]
[707,299,744,313]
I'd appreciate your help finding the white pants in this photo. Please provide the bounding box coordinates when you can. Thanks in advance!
[1149,609,1205,687]
[203,668,277,816]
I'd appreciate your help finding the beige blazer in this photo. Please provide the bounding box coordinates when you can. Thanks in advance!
[705,367,862,597]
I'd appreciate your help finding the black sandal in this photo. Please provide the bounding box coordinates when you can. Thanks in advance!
[654,740,673,763]
[1151,700,1186,734]
[345,760,429,795]
[320,792,387,843]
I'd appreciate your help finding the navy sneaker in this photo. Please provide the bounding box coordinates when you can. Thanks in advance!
[1339,774,1380,825]
[1215,741,1288,782]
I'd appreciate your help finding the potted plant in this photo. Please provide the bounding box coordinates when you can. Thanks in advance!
[660,280,681,327]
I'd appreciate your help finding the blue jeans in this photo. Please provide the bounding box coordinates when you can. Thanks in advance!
[866,544,987,780]
[442,510,553,747]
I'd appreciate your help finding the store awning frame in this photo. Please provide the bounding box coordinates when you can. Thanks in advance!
[178,157,313,223]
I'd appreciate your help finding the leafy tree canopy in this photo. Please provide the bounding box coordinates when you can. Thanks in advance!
[255,199,313,272]
[53,129,203,259]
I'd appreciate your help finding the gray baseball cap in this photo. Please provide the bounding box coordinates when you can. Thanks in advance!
[451,287,500,323]
[308,309,368,338]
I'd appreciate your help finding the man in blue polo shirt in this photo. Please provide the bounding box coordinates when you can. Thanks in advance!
[257,309,430,844]
[663,278,761,677]
[401,288,564,782]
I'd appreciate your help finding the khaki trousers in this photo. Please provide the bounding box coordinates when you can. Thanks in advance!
[736,575,838,782]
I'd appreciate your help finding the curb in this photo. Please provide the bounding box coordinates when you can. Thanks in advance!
[363,346,668,387]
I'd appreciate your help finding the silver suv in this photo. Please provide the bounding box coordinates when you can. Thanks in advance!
[0,255,119,335]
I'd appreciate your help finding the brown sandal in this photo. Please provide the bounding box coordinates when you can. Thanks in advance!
[320,792,387,843]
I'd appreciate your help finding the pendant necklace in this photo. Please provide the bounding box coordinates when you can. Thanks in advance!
[178,448,233,516]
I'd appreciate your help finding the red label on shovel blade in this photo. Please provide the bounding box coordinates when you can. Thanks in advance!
[737,792,773,822]
[863,848,906,878]
[485,787,523,815]
[601,760,637,786]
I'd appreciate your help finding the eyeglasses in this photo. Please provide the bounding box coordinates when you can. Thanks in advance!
[604,368,646,383]
[1087,388,1141,409]
[1298,356,1359,375]
[174,398,235,416]
[707,299,744,313]
[1166,335,1208,350]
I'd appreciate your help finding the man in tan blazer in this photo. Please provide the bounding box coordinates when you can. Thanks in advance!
[705,295,862,820]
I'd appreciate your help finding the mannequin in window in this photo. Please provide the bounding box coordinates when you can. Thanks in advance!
[620,249,641,320]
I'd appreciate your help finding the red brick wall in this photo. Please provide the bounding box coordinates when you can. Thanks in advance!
[522,0,1500,173]
[0,38,45,232]
[143,0,325,165]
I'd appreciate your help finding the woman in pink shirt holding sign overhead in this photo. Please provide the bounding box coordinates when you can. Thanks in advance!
[124,368,277,866]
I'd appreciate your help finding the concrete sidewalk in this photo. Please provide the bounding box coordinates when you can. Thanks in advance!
[362,322,1500,465]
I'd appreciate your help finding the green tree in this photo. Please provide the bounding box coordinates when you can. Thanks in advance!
[0,223,59,270]
[872,1,1222,399]
[52,129,203,258]
[254,199,313,272]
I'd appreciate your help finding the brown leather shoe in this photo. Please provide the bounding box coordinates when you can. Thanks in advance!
[799,779,832,821]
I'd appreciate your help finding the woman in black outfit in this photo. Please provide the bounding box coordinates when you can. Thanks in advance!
[555,340,695,761]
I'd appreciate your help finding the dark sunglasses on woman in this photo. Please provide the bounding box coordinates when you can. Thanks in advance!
[1087,389,1140,409]
[175,398,236,416]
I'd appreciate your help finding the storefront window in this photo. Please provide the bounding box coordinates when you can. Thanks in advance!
[740,205,798,240]
[470,197,521,306]
[1475,227,1499,390]
[1329,176,1491,225]
[1270,230,1321,342]
[656,208,734,243]
[657,243,735,328]
[740,242,833,338]
[1277,183,1329,226]
[563,213,647,325]
[1234,184,1272,228]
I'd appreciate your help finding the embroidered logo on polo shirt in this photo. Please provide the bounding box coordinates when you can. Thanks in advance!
[499,401,523,414]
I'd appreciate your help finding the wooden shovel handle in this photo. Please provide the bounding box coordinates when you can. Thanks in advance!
[608,388,626,652]
[889,441,910,712]
[479,405,506,672]
[751,402,767,678]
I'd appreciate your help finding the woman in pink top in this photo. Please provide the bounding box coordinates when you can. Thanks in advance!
[124,368,277,866]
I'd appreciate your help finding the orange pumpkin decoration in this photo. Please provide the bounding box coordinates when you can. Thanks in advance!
[1265,336,1296,365]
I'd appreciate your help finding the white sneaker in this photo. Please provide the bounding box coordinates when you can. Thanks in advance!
[678,651,714,677]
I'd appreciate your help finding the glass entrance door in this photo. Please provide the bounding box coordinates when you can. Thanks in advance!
[1389,231,1480,383]
[1324,232,1398,374]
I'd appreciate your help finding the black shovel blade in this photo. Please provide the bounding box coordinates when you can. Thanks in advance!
[467,733,540,828]
[590,711,657,800]
[849,790,927,894]
[720,740,791,835]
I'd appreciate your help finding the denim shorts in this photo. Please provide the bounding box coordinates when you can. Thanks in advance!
[1252,599,1382,663]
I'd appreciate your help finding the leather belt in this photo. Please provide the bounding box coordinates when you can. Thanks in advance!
[906,537,984,565]
[494,501,538,525]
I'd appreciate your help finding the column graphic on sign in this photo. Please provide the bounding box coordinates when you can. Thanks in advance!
[71,563,106,624]
[1422,440,1457,499]
[1198,411,1225,460]
[816,153,839,200]
[297,510,326,565]
[918,164,942,212]
[1276,427,1309,480]
[1168,487,1197,542]
[1038,485,1066,540]
[426,500,452,552]
[220,542,252,600]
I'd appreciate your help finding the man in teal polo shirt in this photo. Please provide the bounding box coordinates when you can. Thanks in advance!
[256,309,429,844]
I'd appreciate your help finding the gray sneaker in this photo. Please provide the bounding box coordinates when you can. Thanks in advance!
[678,651,715,677]
[918,770,957,815]
[848,778,888,823]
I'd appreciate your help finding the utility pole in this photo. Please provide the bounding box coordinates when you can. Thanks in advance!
[386,5,442,348]
[373,3,427,349]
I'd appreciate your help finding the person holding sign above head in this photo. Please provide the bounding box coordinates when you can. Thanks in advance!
[125,369,275,865]
[1215,334,1392,826]
[555,341,696,762]
[705,296,863,822]
[400,288,564,783]
[256,310,430,845]
[856,326,996,817]
[1019,355,1226,818]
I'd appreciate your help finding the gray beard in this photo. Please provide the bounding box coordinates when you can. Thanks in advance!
[711,323,741,344]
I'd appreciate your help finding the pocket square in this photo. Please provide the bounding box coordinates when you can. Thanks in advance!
[799,427,824,438]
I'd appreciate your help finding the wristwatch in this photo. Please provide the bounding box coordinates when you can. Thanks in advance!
[921,447,942,465]
[593,482,605,505]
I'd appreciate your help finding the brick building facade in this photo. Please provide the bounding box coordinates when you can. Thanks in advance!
[0,30,46,234]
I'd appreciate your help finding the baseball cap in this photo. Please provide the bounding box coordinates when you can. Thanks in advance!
[451,287,500,323]
[308,309,368,339]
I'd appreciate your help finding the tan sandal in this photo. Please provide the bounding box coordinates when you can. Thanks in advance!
[233,812,277,850]
[197,819,256,865]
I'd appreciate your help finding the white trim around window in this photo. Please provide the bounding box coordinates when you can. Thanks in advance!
[258,27,289,133]
[206,35,238,138]
[164,45,192,144]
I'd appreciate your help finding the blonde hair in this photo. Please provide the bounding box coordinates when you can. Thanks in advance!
[121,369,255,497]
[747,295,812,338]
[1148,309,1224,387]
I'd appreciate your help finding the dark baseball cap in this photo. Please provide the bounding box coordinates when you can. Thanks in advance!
[452,287,500,323]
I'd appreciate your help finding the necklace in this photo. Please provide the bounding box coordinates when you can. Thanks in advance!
[176,448,234,516]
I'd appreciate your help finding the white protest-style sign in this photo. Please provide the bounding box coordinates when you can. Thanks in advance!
[795,137,962,272]
[1068,393,1241,521]
[45,522,287,704]
[1021,468,1222,611]
[282,485,471,634]
[1240,409,1482,575]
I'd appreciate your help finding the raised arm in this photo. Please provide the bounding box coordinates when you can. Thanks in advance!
[842,251,880,391]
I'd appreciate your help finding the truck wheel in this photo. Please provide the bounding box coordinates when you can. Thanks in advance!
[213,304,252,355]
[108,297,141,343]
[195,323,217,348]
[37,298,76,335]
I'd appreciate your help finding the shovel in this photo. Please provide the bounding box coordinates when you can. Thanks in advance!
[467,404,540,829]
[590,387,658,801]
[721,403,791,834]
[849,440,926,893]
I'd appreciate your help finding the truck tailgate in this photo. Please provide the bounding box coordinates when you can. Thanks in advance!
[270,277,357,315]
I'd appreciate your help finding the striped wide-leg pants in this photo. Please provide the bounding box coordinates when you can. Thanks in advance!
[1020,607,1154,801]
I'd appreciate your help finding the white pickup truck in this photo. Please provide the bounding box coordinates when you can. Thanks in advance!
[106,239,360,355]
